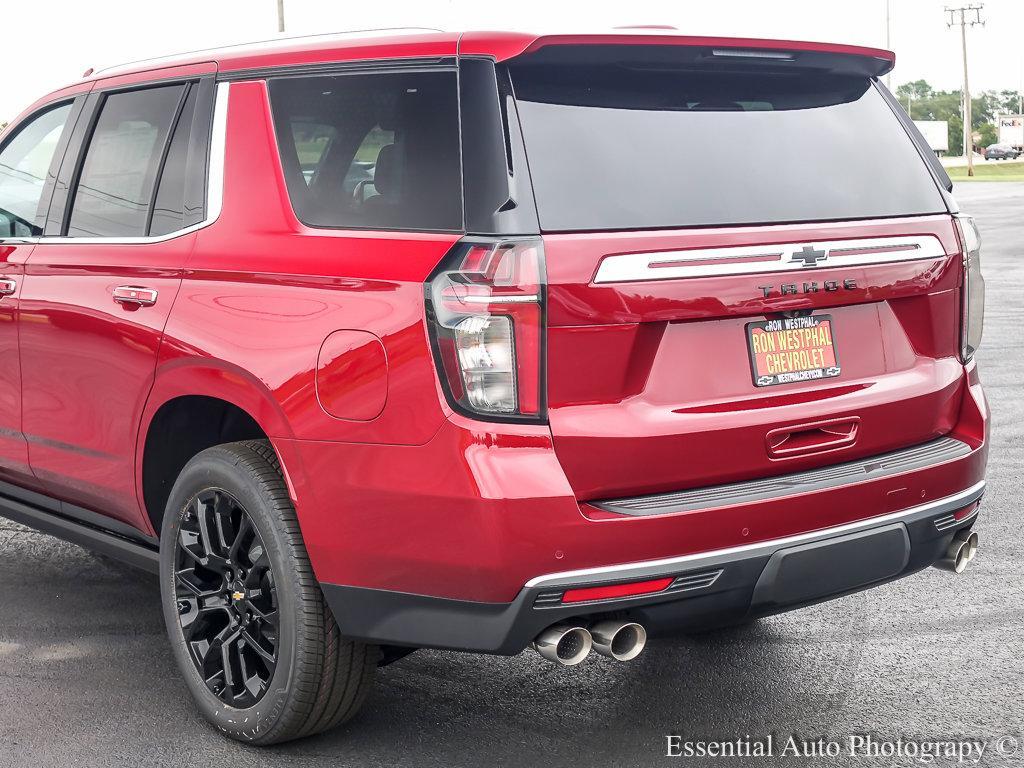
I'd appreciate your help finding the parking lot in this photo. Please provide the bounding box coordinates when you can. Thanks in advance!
[1,183,1022,768]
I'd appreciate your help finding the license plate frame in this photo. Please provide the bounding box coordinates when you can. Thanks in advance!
[746,314,841,387]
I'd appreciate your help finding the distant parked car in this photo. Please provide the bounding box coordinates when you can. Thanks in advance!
[985,143,1020,160]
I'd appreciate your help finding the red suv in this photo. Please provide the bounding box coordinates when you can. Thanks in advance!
[0,30,987,744]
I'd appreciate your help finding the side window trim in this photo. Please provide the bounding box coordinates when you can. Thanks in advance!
[41,77,225,243]
[184,78,217,227]
[459,58,539,236]
[0,96,87,243]
[144,84,192,235]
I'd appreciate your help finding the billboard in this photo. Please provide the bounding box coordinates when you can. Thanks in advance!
[998,116,1024,149]
[913,120,949,153]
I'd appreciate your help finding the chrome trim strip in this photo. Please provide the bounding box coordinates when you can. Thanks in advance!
[25,82,230,247]
[459,294,540,304]
[525,480,985,589]
[669,569,724,591]
[204,82,229,226]
[934,502,979,532]
[592,235,948,284]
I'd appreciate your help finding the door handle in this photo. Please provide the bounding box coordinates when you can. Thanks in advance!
[766,417,860,460]
[113,286,158,307]
[0,278,16,297]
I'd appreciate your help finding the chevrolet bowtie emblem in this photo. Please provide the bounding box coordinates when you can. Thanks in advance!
[231,591,245,602]
[790,245,828,267]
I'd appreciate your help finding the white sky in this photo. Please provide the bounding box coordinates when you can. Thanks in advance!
[3,0,1023,121]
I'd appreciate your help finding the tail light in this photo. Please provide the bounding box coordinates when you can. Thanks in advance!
[425,239,546,421]
[955,215,985,362]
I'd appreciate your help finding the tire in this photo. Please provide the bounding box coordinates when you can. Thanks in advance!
[159,440,376,745]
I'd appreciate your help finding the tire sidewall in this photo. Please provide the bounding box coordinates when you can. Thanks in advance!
[159,447,304,742]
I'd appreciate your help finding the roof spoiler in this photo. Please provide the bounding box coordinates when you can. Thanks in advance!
[465,33,895,79]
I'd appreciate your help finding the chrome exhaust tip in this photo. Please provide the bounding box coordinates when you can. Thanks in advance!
[589,620,647,662]
[532,625,593,666]
[962,530,979,563]
[934,529,978,574]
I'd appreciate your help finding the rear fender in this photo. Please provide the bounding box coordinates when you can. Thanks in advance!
[134,358,306,536]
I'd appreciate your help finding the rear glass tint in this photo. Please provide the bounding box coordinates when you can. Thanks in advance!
[268,71,462,232]
[509,61,947,231]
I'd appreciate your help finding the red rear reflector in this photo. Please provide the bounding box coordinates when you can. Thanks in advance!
[561,577,674,604]
[954,503,978,521]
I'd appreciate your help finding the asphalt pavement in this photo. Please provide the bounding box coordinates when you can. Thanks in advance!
[1,183,1022,768]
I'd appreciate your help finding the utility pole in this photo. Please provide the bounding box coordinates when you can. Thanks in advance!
[945,4,985,176]
[885,0,892,90]
[277,0,286,33]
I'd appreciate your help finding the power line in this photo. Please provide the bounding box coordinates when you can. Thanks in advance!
[945,4,985,176]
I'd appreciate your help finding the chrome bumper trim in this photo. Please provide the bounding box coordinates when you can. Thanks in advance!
[525,480,985,590]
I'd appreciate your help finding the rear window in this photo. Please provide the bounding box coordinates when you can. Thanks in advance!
[268,70,463,232]
[509,61,947,232]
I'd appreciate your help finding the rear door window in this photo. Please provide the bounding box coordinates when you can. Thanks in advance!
[510,58,948,232]
[268,70,463,231]
[67,85,185,237]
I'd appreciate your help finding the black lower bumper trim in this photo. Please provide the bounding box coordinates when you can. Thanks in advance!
[322,484,983,656]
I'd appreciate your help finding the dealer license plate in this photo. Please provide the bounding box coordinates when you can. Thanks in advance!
[746,315,841,387]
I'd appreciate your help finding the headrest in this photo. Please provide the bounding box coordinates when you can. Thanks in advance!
[372,144,396,196]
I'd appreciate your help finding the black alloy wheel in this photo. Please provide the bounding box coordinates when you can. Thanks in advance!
[174,488,279,708]
[161,440,377,744]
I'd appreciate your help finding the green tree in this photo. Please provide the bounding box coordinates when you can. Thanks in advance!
[994,89,1024,115]
[893,80,1024,154]
[978,122,998,147]
[896,80,934,101]
[949,114,964,157]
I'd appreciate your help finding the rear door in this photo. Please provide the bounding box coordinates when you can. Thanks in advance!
[0,97,84,489]
[19,78,215,530]
[505,45,962,501]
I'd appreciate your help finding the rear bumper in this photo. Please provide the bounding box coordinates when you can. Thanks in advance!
[284,362,987,652]
[321,482,983,654]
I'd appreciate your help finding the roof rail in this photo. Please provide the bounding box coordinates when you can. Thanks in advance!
[90,26,447,77]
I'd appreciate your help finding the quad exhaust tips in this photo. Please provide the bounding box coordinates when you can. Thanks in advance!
[532,620,648,666]
[590,620,647,662]
[532,625,593,666]
[935,529,980,574]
